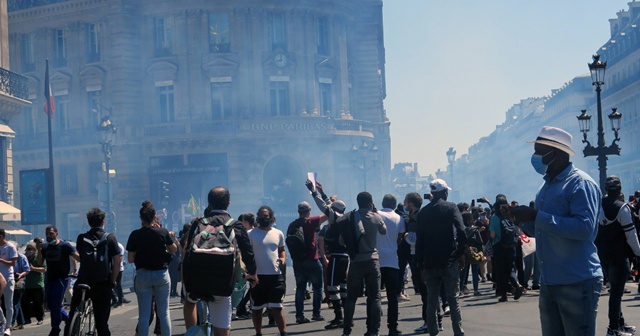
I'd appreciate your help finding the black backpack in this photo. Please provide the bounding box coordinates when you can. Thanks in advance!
[182,216,239,299]
[79,232,111,283]
[500,219,519,249]
[286,219,307,261]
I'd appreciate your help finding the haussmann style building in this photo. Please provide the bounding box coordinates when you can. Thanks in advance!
[7,0,390,240]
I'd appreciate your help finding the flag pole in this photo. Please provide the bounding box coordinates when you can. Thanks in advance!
[45,59,56,225]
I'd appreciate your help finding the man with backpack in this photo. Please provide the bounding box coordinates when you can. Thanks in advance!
[181,186,257,336]
[595,176,640,336]
[66,207,121,336]
[327,191,386,336]
[286,198,327,324]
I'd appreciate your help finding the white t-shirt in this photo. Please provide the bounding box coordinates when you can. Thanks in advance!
[377,208,405,269]
[248,227,284,275]
[117,242,125,271]
[0,242,17,281]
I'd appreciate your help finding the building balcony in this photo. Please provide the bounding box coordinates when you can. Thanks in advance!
[0,67,31,122]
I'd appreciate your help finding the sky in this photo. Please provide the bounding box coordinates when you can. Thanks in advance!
[383,0,628,176]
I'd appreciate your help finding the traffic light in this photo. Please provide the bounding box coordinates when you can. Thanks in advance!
[159,180,170,206]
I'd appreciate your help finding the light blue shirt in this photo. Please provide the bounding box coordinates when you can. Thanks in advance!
[534,164,603,285]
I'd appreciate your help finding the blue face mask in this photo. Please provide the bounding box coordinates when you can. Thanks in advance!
[531,150,554,175]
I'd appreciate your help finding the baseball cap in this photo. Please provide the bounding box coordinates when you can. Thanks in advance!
[330,200,346,213]
[298,201,311,212]
[430,178,452,192]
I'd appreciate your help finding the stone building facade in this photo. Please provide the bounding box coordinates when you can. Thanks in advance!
[8,0,390,240]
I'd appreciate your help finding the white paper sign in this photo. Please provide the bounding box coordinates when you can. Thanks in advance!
[307,172,317,193]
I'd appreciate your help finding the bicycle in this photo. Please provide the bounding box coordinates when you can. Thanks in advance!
[68,283,97,336]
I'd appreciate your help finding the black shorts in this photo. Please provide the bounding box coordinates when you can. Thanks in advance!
[250,274,286,310]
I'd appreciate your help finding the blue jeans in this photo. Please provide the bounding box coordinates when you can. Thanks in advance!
[134,269,171,336]
[343,259,381,335]
[45,278,69,332]
[424,264,464,336]
[601,258,629,330]
[524,252,540,287]
[293,259,323,318]
[539,277,602,336]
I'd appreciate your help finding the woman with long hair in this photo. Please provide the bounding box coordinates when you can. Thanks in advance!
[126,201,177,336]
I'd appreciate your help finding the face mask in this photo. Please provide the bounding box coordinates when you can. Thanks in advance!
[257,218,271,227]
[46,237,55,243]
[531,150,554,175]
[404,208,410,215]
[479,215,486,221]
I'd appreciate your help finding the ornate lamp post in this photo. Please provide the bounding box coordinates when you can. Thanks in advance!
[351,140,379,191]
[97,113,117,236]
[446,147,456,184]
[576,54,622,192]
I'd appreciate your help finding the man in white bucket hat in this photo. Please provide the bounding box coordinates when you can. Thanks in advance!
[511,126,603,336]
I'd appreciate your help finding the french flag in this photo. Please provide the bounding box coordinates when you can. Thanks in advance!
[44,60,55,118]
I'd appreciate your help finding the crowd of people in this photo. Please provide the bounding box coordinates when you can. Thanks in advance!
[3,125,640,336]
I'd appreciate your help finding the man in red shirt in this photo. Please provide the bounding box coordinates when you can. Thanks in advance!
[287,201,327,324]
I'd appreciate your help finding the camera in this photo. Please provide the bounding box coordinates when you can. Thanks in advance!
[476,198,484,203]
[424,193,432,200]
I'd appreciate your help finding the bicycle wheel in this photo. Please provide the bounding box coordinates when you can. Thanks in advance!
[68,312,83,336]
[84,300,96,336]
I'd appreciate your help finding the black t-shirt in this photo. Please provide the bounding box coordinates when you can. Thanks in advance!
[75,228,119,283]
[42,240,76,281]
[126,226,173,270]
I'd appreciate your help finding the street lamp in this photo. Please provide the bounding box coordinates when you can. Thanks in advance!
[351,140,379,191]
[576,54,622,192]
[97,112,117,236]
[446,147,456,182]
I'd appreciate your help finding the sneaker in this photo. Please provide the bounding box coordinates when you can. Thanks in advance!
[296,316,311,324]
[122,298,132,304]
[414,323,428,334]
[398,293,410,302]
[312,315,325,321]
[621,325,636,333]
[324,318,344,330]
[443,306,450,316]
[37,321,44,326]
[606,327,633,336]
[531,284,540,290]
[474,290,482,296]
[514,286,524,300]
[389,329,402,336]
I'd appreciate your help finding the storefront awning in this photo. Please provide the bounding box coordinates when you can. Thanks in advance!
[0,222,30,235]
[0,124,15,138]
[0,201,20,221]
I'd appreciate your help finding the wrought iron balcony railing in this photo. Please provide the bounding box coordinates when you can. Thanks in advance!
[0,67,29,101]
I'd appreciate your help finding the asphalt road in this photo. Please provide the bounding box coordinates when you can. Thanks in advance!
[13,271,640,336]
